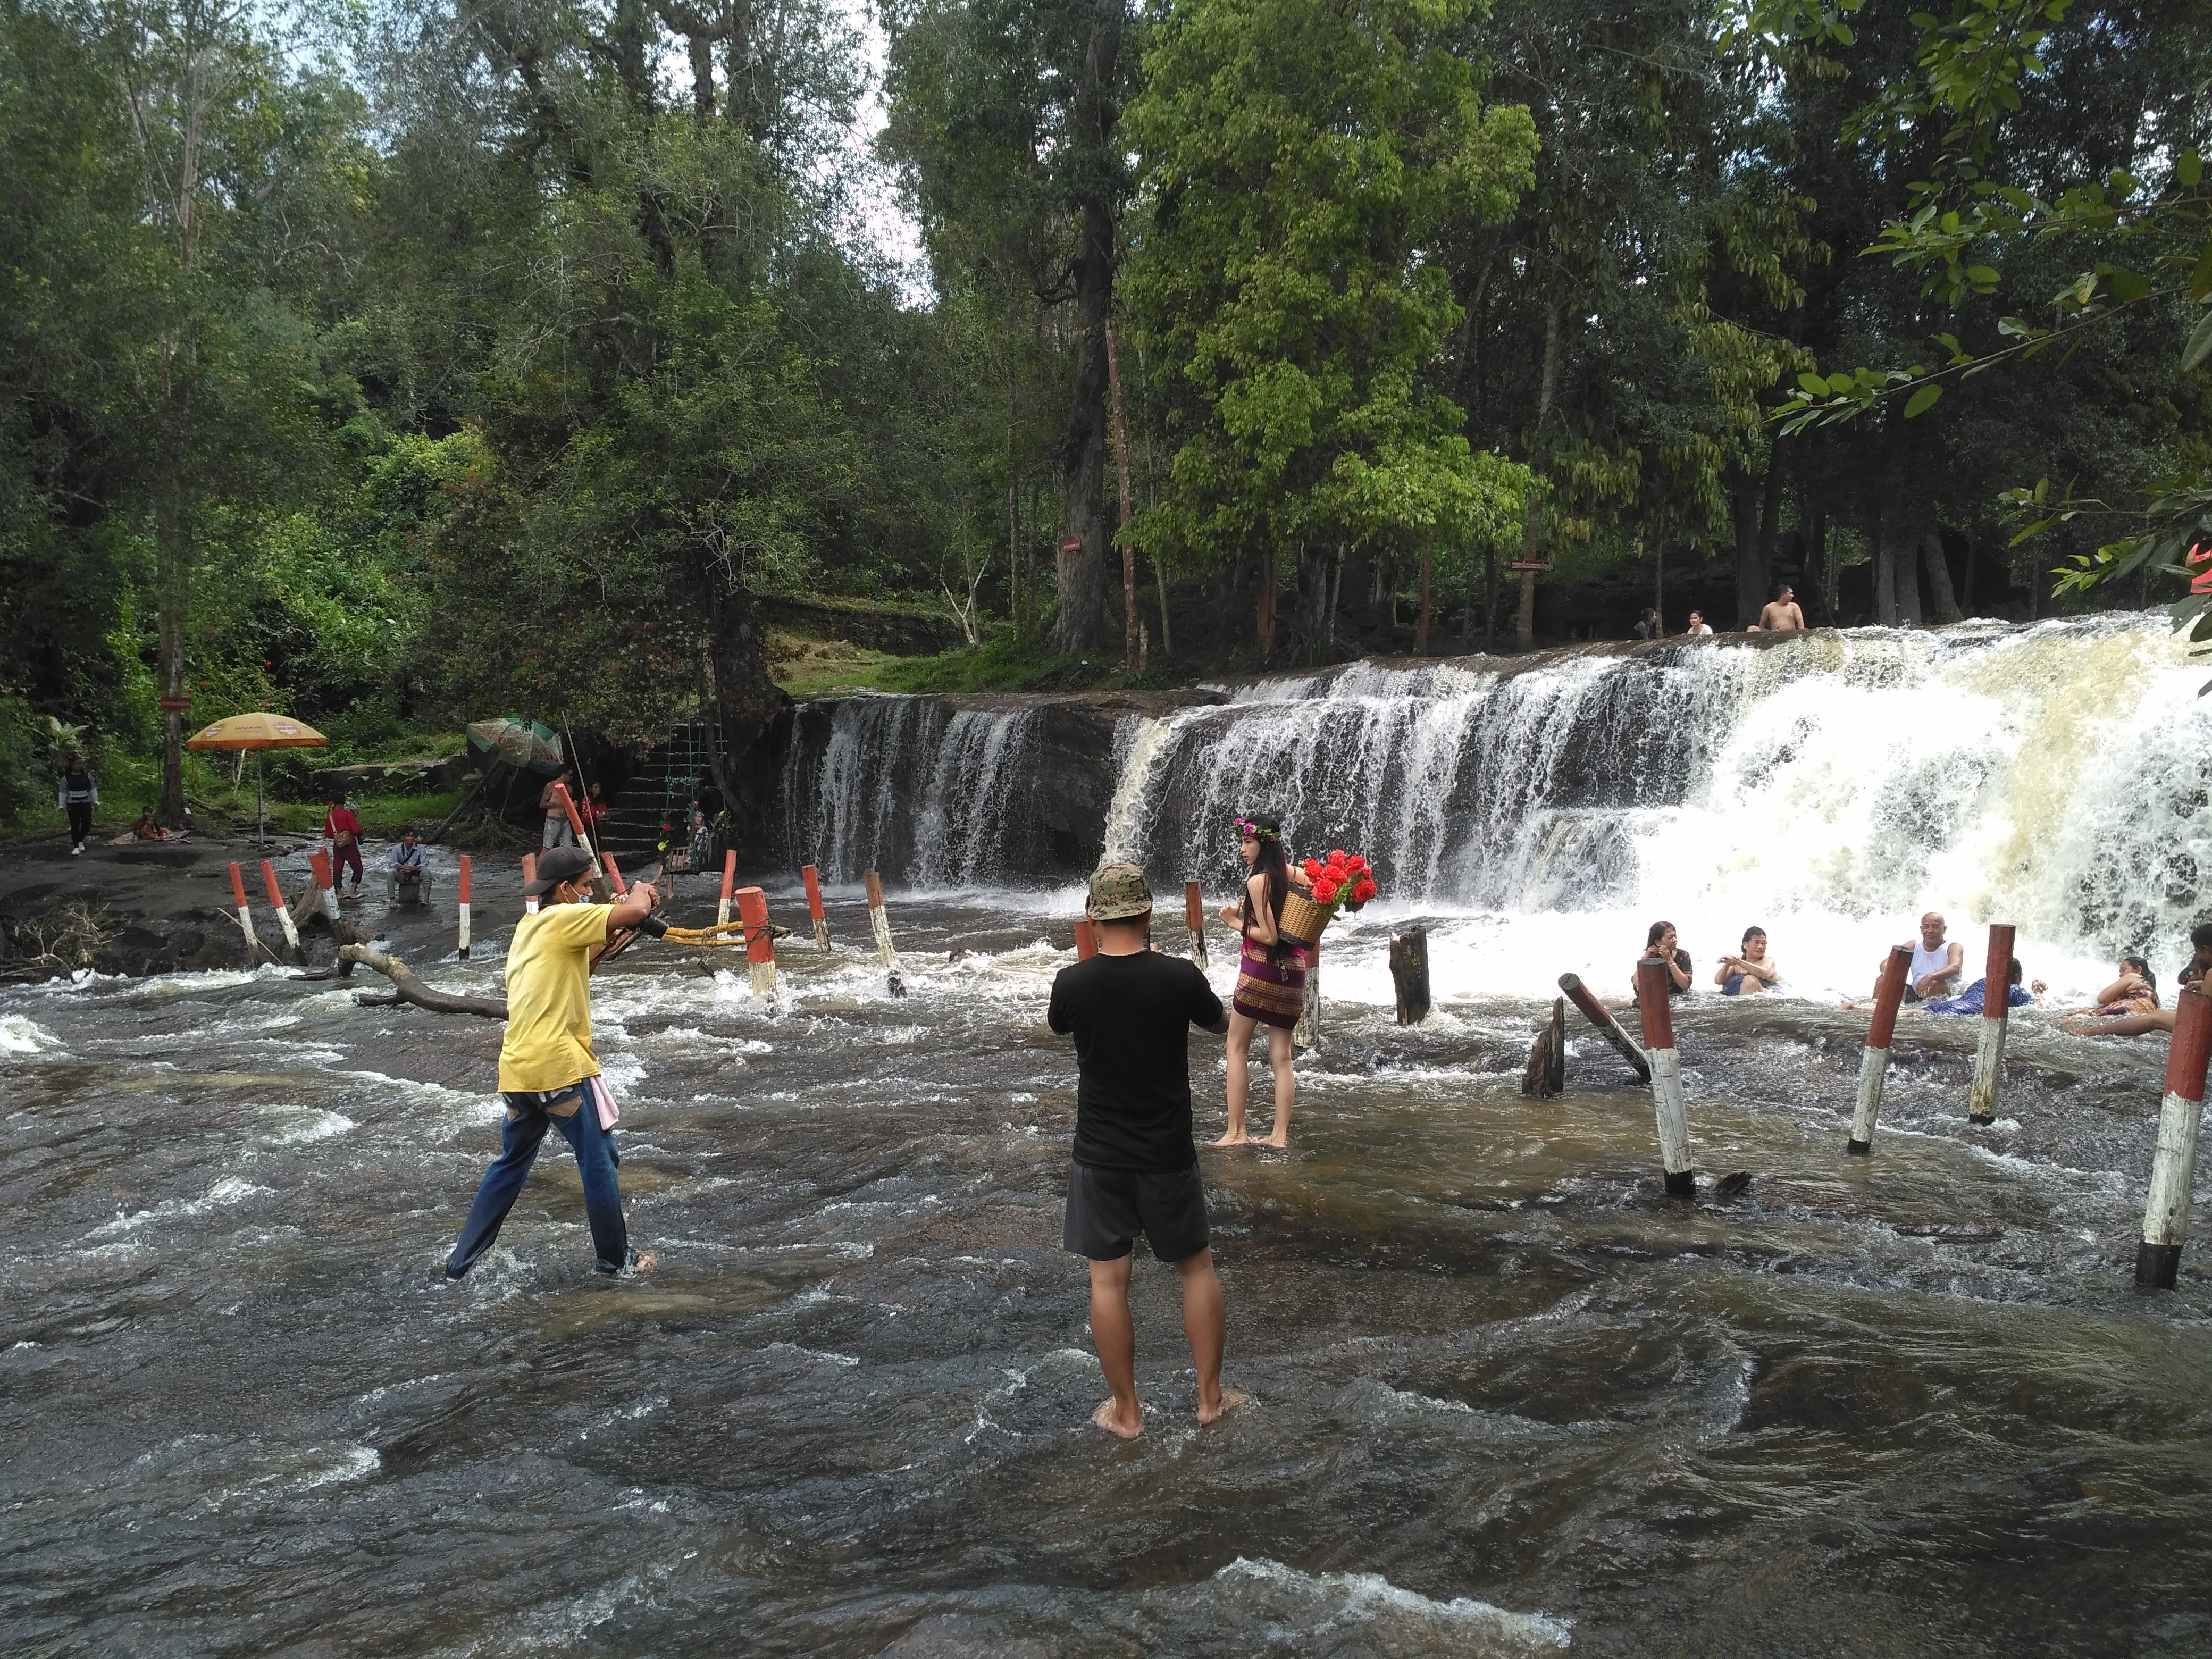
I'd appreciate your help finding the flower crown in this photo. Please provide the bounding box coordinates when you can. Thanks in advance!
[1233,816,1279,841]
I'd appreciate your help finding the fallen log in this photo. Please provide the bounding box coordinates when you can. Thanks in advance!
[338,943,508,1018]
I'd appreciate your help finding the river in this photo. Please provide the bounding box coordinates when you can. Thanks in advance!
[4,615,2211,1654]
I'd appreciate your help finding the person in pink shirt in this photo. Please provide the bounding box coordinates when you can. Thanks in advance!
[324,794,365,898]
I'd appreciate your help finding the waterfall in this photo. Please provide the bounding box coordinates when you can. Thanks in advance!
[781,696,1040,885]
[1105,615,2212,975]
[774,615,2212,991]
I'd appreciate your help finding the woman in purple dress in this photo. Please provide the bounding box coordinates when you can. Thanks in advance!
[1214,813,1310,1148]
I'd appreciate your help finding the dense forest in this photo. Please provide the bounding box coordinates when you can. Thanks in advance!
[3,0,2209,826]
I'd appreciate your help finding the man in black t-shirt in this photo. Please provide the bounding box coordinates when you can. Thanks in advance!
[1048,861,1240,1439]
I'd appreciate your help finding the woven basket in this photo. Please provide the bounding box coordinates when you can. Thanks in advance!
[1277,890,1333,949]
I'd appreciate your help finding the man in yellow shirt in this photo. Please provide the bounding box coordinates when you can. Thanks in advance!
[443,846,663,1280]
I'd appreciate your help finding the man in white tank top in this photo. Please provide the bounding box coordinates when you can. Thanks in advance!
[1886,911,1964,1002]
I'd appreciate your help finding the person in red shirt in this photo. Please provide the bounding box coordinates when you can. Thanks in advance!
[323,794,365,897]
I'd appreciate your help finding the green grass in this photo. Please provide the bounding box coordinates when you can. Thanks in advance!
[772,626,1164,699]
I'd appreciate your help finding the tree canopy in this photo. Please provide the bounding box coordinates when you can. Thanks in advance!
[2,0,2205,817]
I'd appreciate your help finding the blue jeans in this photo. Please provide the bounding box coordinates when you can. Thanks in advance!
[446,1083,630,1277]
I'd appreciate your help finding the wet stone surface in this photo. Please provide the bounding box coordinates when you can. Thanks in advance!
[3,891,2210,1656]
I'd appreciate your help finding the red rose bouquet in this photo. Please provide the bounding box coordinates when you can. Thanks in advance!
[1300,849,1379,915]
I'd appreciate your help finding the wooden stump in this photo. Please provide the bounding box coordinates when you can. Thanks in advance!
[1522,996,1567,1098]
[1294,943,1320,1051]
[1389,927,1430,1025]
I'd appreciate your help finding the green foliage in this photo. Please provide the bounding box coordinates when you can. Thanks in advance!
[1124,0,1538,571]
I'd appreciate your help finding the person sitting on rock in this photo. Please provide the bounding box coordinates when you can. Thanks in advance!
[2069,926,2209,1035]
[388,828,430,904]
[1883,912,1964,1003]
[1715,927,1780,996]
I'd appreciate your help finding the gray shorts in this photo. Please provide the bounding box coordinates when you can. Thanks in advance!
[1063,1161,1210,1263]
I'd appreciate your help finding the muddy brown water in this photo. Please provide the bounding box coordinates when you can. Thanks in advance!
[3,885,2209,1656]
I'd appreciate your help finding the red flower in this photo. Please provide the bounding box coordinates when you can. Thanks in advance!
[1347,855,1369,875]
[1302,857,1323,879]
[1353,877,1377,902]
[1327,849,1347,867]
[1313,878,1340,903]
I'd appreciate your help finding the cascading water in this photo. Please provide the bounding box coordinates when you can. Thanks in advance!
[1102,613,2210,996]
[773,614,2212,998]
[781,695,1042,885]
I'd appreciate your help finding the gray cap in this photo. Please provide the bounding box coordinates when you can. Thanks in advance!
[1086,861,1152,921]
[525,845,594,895]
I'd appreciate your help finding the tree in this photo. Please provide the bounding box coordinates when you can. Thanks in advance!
[1122,0,1537,660]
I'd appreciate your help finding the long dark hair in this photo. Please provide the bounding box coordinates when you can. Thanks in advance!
[2124,953,2158,1004]
[1239,812,1292,958]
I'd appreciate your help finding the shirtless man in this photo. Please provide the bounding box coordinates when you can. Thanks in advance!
[1757,582,1806,632]
[1882,912,1963,1003]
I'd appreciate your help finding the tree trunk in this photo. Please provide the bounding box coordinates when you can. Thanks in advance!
[156,472,188,828]
[1294,541,1332,659]
[1105,319,1138,667]
[1874,508,1897,626]
[1255,546,1277,658]
[1417,541,1431,652]
[1898,528,1925,624]
[1515,303,1561,652]
[1750,458,1783,616]
[1053,0,1124,654]
[1922,524,1962,624]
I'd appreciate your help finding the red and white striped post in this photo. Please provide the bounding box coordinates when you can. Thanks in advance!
[227,862,255,957]
[802,863,832,953]
[1184,879,1208,969]
[600,850,629,895]
[1075,916,1099,961]
[308,849,341,925]
[864,871,905,998]
[522,852,539,915]
[717,849,736,929]
[1967,923,2016,1125]
[736,885,777,1004]
[456,854,473,959]
[1848,945,1914,1154]
[260,859,299,956]
[2138,988,2212,1289]
[1635,958,1695,1198]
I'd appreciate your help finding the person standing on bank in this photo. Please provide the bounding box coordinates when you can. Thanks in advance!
[57,755,98,855]
[540,768,578,850]
[323,794,365,899]
[1048,862,1242,1438]
[443,845,662,1281]
[1216,813,1313,1147]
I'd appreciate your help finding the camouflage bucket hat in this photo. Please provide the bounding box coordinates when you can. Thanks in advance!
[1086,861,1153,921]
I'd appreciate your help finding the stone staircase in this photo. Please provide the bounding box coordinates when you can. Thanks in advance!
[593,723,719,865]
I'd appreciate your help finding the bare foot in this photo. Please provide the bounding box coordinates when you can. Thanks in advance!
[1259,1132,1288,1149]
[1198,1386,1249,1425]
[1206,1131,1248,1147]
[1092,1397,1143,1439]
[634,1251,659,1272]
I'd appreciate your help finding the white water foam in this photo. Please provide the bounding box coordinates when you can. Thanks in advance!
[1205,1556,1572,1652]
[0,1015,62,1054]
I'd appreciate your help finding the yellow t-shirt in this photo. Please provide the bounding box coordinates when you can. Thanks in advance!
[497,902,613,1093]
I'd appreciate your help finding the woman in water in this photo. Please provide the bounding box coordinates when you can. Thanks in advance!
[1215,813,1311,1148]
[1714,927,1780,996]
[1635,920,1694,999]
[2070,955,2158,1019]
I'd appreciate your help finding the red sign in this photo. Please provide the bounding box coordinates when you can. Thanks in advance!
[1059,537,1083,553]
[1506,560,1551,574]
[157,695,192,711]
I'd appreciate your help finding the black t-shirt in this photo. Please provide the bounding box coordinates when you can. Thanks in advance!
[1048,951,1225,1171]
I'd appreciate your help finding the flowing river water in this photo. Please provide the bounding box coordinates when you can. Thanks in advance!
[6,615,2212,1654]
